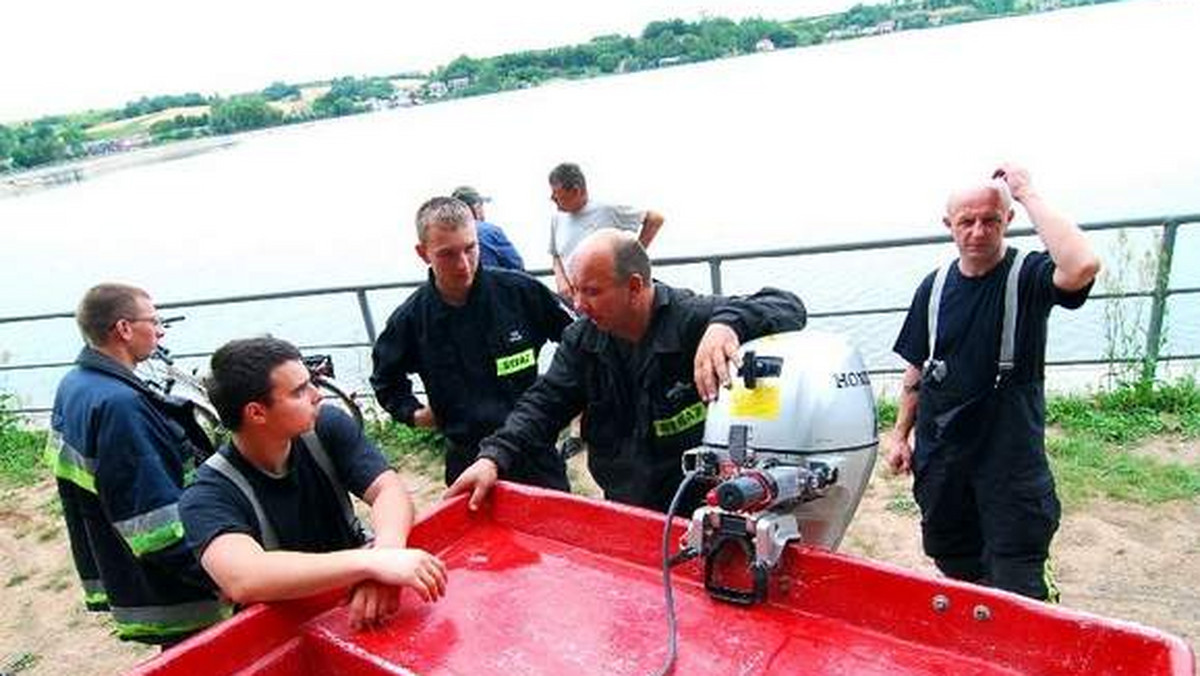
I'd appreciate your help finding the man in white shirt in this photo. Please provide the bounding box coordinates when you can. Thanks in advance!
[548,162,664,299]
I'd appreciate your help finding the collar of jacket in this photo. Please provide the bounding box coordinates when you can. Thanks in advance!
[577,282,687,356]
[424,265,492,313]
[76,346,161,398]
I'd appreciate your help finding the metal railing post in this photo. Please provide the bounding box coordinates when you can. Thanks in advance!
[708,258,723,295]
[1142,220,1178,382]
[356,290,377,343]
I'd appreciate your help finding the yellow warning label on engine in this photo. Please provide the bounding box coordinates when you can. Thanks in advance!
[731,384,781,419]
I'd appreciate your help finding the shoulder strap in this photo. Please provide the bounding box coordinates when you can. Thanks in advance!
[998,248,1030,378]
[299,431,367,542]
[203,453,280,550]
[926,260,954,364]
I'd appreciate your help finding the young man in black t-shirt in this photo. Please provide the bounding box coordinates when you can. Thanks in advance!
[886,165,1100,601]
[180,337,447,630]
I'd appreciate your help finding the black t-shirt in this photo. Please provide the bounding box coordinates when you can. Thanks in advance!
[894,249,1091,399]
[180,406,388,563]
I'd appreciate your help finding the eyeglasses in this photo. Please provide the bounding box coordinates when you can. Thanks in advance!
[122,316,165,328]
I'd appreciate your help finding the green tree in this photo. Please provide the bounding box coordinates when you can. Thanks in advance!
[262,81,301,101]
[596,52,622,73]
[973,0,1016,13]
[149,114,209,141]
[474,62,502,92]
[591,33,637,72]
[60,122,87,156]
[440,56,480,80]
[312,93,360,117]
[209,95,282,134]
[642,19,694,41]
[791,22,823,46]
[120,93,207,119]
[0,124,15,163]
[737,18,798,51]
[698,17,742,57]
[317,76,395,105]
[11,123,66,168]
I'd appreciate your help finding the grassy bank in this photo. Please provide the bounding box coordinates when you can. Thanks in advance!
[363,417,447,480]
[1046,378,1200,505]
[874,378,1200,507]
[0,395,46,487]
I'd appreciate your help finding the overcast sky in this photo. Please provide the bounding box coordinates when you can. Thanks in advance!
[2,0,862,123]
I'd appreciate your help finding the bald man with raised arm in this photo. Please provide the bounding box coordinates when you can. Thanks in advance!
[886,164,1100,602]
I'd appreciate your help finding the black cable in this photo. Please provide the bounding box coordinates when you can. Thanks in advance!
[649,470,698,676]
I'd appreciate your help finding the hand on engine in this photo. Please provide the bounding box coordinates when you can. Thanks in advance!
[694,323,742,403]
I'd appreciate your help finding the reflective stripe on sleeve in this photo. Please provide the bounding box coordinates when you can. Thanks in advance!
[45,431,97,494]
[113,503,186,557]
[653,401,707,438]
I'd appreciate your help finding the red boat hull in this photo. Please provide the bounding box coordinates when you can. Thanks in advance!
[130,483,1194,675]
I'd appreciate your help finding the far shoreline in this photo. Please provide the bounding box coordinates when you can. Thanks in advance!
[0,135,238,199]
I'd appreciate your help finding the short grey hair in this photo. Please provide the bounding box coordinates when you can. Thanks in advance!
[613,234,651,283]
[549,162,586,191]
[414,196,473,242]
[574,229,650,283]
[76,283,149,347]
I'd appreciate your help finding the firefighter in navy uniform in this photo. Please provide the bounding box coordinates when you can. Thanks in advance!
[47,283,227,644]
[886,165,1100,601]
[447,229,808,514]
[371,196,572,490]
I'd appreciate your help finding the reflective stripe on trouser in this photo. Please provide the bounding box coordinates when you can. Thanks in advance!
[82,577,109,610]
[113,502,186,556]
[1043,559,1061,604]
[111,599,232,640]
[45,431,97,493]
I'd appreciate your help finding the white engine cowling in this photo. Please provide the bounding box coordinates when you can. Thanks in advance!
[702,330,878,549]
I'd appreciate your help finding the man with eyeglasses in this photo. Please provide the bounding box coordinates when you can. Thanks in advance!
[46,283,227,645]
[885,165,1100,602]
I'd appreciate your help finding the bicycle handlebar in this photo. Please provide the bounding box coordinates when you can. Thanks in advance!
[152,345,175,365]
[302,354,336,379]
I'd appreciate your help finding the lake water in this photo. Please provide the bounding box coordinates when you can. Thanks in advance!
[2,0,1198,409]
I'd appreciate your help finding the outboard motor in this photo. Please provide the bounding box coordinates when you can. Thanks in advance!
[677,330,877,604]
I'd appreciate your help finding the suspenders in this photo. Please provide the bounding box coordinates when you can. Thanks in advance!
[202,431,365,550]
[925,247,1030,386]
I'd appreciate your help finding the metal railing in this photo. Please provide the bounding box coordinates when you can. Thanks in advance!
[2,213,1197,413]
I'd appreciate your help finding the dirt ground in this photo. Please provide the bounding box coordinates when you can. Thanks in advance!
[2,447,1196,676]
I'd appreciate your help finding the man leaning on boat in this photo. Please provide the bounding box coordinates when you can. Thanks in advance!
[446,228,807,514]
